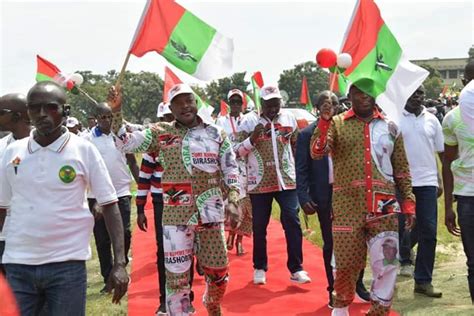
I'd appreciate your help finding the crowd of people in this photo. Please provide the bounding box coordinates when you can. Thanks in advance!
[0,61,473,316]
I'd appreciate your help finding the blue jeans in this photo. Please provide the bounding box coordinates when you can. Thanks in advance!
[250,189,303,273]
[399,186,438,284]
[456,195,474,303]
[5,261,87,316]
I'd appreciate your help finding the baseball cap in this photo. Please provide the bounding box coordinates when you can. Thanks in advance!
[156,102,172,118]
[66,117,79,128]
[168,83,194,103]
[227,89,244,101]
[260,85,282,100]
[346,77,375,97]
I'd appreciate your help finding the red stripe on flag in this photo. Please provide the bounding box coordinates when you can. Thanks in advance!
[129,0,186,57]
[163,66,183,103]
[340,0,384,76]
[252,71,264,88]
[37,55,62,79]
[220,100,229,116]
[300,76,310,105]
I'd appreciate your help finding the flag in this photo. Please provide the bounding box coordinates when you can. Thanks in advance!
[336,0,429,122]
[163,66,214,121]
[299,76,313,112]
[129,0,234,81]
[220,100,229,116]
[36,55,75,90]
[251,71,264,114]
[163,66,183,103]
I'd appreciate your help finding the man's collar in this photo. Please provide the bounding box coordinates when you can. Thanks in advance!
[172,115,207,129]
[92,126,103,137]
[28,127,71,154]
[343,107,385,121]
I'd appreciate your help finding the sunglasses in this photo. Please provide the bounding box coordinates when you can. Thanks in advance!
[229,100,243,105]
[0,109,13,116]
[98,115,113,120]
[27,102,62,114]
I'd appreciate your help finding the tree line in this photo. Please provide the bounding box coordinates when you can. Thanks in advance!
[68,56,465,124]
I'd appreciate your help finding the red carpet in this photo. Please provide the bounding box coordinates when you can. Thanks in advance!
[129,204,399,315]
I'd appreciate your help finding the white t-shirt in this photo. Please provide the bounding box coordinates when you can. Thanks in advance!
[0,129,118,265]
[84,127,133,198]
[399,108,444,187]
[0,133,15,242]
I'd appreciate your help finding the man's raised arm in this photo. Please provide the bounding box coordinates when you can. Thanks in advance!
[107,86,160,154]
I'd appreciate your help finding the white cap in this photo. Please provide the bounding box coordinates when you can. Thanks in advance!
[156,102,172,118]
[168,83,194,103]
[260,85,282,100]
[227,89,244,101]
[66,117,79,128]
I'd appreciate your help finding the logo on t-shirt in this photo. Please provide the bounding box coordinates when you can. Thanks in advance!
[59,165,76,183]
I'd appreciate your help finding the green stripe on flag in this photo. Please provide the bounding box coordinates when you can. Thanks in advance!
[36,73,54,82]
[162,11,216,75]
[346,24,402,97]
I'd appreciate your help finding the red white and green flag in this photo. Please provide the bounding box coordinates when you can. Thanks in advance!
[129,0,234,81]
[242,92,254,112]
[163,66,214,121]
[36,55,75,90]
[251,71,264,114]
[220,100,229,117]
[299,76,313,112]
[336,0,429,122]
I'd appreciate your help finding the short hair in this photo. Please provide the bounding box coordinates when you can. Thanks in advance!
[315,90,338,109]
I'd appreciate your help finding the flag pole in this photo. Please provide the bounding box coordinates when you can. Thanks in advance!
[328,69,338,92]
[115,52,132,89]
[76,86,98,106]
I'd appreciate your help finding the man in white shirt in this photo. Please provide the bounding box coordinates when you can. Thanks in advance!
[398,85,443,297]
[84,102,138,294]
[0,81,129,315]
[236,85,310,285]
[0,93,32,275]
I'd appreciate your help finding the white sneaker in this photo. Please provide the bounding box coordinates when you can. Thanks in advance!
[331,306,349,316]
[398,264,414,277]
[290,270,312,284]
[253,269,266,284]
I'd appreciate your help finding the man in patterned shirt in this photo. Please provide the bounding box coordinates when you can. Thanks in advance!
[310,78,416,316]
[136,102,195,315]
[108,83,241,316]
[442,61,474,304]
[236,85,310,285]
[216,89,253,256]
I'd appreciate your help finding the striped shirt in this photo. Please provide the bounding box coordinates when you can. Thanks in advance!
[136,152,163,214]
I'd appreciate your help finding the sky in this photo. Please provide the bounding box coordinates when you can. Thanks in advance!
[0,0,472,95]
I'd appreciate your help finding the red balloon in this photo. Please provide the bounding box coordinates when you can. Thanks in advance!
[316,48,337,68]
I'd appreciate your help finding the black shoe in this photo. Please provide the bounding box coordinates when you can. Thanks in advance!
[99,284,109,294]
[356,281,370,302]
[155,303,167,315]
[328,292,334,309]
[414,283,442,298]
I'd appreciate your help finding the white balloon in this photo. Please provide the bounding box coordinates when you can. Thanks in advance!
[337,53,352,69]
[70,73,84,86]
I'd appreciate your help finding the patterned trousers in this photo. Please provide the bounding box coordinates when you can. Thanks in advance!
[164,223,228,316]
[333,213,399,316]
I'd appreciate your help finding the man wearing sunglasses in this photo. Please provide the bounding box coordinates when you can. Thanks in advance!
[0,81,129,315]
[0,93,32,275]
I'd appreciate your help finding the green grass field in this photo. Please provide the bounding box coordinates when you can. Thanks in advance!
[85,195,472,315]
[280,197,472,315]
